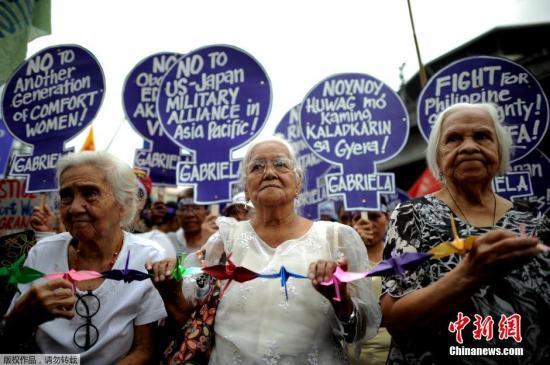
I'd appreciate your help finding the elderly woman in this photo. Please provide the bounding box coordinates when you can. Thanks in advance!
[381,103,550,364]
[150,136,381,364]
[2,151,167,364]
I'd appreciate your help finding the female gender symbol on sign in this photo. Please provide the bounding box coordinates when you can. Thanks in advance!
[123,52,183,187]
[1,44,105,192]
[156,45,271,203]
[300,73,409,211]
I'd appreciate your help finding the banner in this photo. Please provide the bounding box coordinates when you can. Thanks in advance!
[1,44,105,192]
[300,73,409,211]
[123,52,187,186]
[156,45,271,203]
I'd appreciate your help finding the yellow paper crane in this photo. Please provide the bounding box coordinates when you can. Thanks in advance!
[428,214,478,259]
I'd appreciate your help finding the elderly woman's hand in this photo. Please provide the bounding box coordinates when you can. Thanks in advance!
[309,258,354,321]
[9,279,76,328]
[459,229,541,285]
[146,259,180,295]
[146,259,197,327]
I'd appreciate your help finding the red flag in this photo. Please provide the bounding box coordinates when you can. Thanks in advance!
[408,168,441,198]
[80,127,95,151]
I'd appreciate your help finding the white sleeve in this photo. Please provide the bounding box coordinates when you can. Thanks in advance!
[327,223,382,345]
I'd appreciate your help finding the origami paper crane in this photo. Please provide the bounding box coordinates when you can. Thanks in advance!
[45,269,103,291]
[102,251,153,283]
[258,266,307,301]
[366,252,432,276]
[202,253,258,294]
[320,266,367,301]
[428,214,477,259]
[0,254,44,285]
[170,253,203,281]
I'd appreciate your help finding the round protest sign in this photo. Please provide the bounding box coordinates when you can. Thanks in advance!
[275,104,335,219]
[156,44,271,203]
[417,56,548,162]
[2,44,104,145]
[509,149,550,214]
[123,52,183,186]
[300,73,409,210]
[1,44,104,192]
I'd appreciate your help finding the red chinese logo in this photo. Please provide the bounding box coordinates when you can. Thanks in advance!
[448,312,471,344]
[498,314,522,343]
[449,313,522,344]
[472,314,494,341]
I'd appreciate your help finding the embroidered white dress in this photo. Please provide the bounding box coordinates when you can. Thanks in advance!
[185,217,381,365]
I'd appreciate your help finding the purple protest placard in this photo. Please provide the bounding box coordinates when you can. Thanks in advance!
[1,45,104,192]
[0,117,14,177]
[156,45,271,203]
[417,56,549,163]
[492,171,533,201]
[275,104,336,219]
[123,52,184,186]
[507,149,550,214]
[300,73,409,211]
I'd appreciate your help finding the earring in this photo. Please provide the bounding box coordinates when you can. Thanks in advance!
[295,192,299,198]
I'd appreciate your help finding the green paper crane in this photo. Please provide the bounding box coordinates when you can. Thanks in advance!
[0,254,44,285]
[171,253,202,281]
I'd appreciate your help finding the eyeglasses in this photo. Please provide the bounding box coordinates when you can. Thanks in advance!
[177,205,206,214]
[73,291,100,350]
[246,157,294,175]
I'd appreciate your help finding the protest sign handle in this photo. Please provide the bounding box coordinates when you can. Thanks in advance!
[361,212,369,221]
[158,186,165,202]
[210,204,220,216]
[39,193,47,211]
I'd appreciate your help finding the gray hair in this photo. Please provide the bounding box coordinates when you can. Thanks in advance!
[239,135,305,189]
[56,151,138,228]
[426,102,512,182]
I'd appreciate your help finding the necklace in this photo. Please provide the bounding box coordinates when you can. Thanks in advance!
[445,186,497,228]
[72,239,123,271]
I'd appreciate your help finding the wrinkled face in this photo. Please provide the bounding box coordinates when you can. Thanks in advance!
[176,204,208,235]
[59,165,124,242]
[244,142,301,207]
[437,108,500,185]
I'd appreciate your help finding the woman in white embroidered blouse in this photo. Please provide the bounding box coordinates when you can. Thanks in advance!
[150,136,381,364]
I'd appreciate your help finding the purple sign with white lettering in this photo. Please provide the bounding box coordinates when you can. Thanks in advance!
[123,52,184,186]
[1,44,104,192]
[509,149,550,214]
[300,73,409,211]
[492,171,533,201]
[0,117,14,177]
[156,45,271,203]
[275,104,335,219]
[417,56,549,162]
